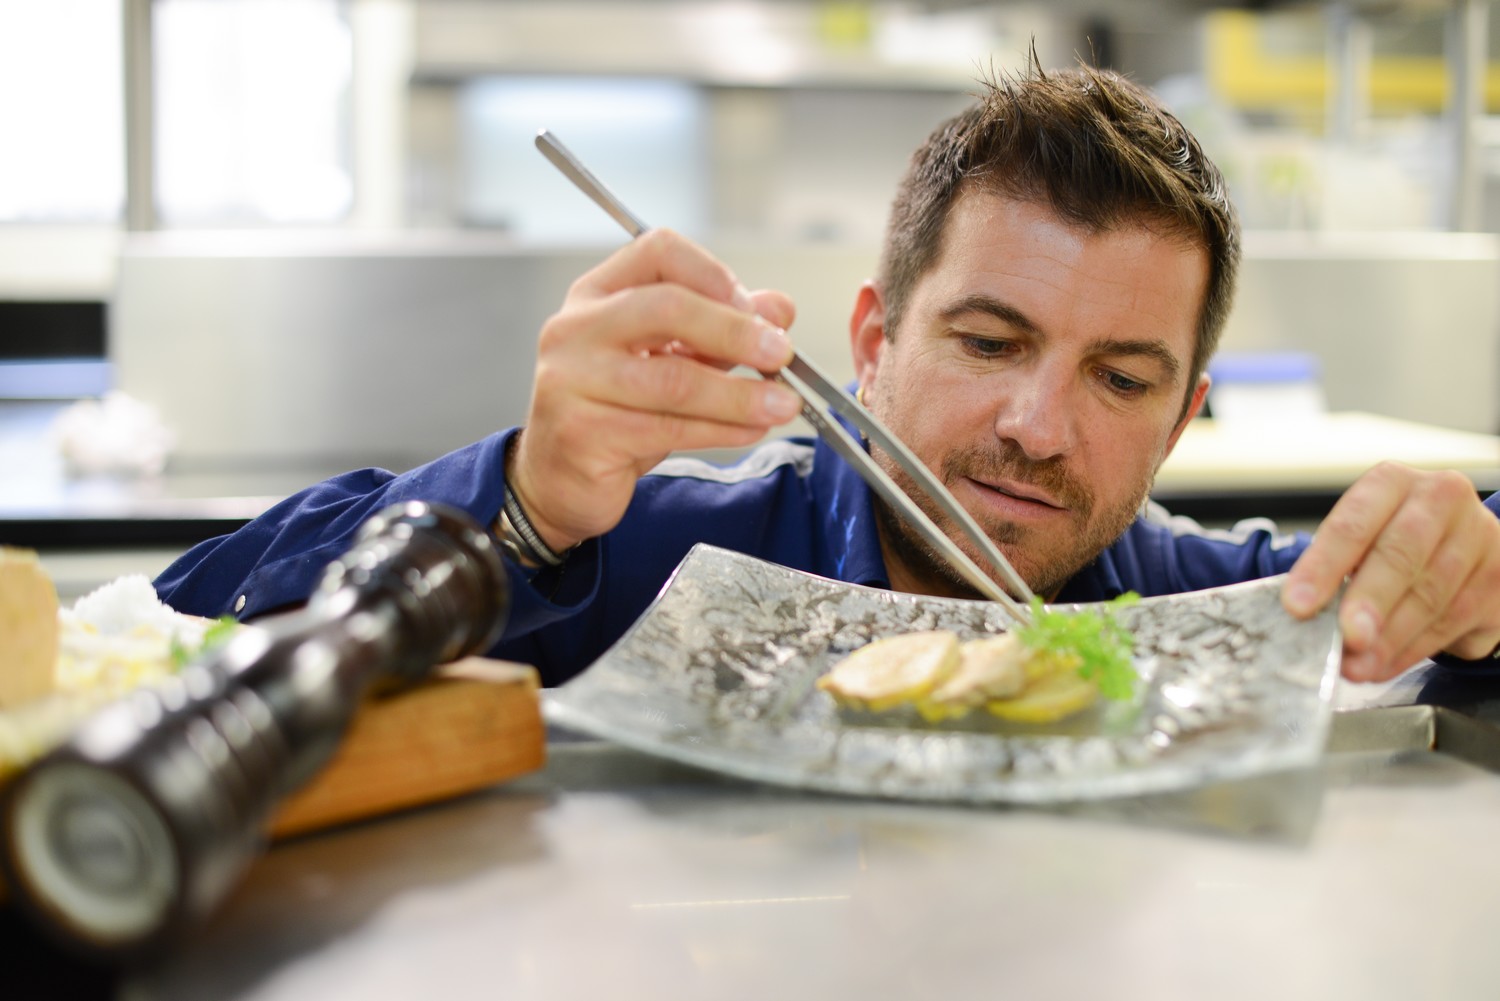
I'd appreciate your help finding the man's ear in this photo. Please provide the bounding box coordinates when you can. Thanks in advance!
[849,281,888,397]
[1161,373,1211,463]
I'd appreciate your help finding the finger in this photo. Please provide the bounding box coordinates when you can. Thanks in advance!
[1389,519,1500,666]
[1335,495,1450,655]
[1348,586,1496,683]
[593,284,794,372]
[541,396,775,473]
[577,228,754,311]
[540,283,790,373]
[615,405,779,461]
[656,288,800,376]
[661,340,736,375]
[1447,534,1500,659]
[1438,624,1500,663]
[570,349,801,429]
[1341,644,1426,683]
[749,288,797,331]
[1283,462,1413,620]
[1342,523,1472,679]
[1338,469,1477,652]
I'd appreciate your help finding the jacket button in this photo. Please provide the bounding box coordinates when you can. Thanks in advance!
[234,594,247,613]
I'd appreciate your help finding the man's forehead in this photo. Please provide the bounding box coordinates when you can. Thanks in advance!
[919,191,1206,374]
[945,186,1206,259]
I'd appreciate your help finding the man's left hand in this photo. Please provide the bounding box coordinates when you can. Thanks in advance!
[1283,461,1500,682]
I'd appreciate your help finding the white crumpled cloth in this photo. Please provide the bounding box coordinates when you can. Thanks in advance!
[52,390,176,477]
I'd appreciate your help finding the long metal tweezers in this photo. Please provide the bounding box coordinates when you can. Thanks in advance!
[536,129,1036,623]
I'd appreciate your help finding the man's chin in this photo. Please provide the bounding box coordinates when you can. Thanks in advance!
[869,452,1152,599]
[882,504,1136,601]
[877,502,1038,598]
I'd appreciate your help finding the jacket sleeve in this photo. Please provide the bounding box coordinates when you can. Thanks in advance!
[152,428,602,645]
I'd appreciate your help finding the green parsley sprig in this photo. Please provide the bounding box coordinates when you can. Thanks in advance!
[168,616,241,670]
[1016,593,1140,700]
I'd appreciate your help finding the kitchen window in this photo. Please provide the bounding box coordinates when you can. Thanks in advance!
[155,0,353,225]
[0,0,124,223]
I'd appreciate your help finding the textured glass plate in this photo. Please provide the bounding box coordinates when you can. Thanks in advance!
[544,545,1343,803]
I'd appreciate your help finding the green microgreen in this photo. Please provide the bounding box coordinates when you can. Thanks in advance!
[1017,592,1140,700]
[169,615,241,670]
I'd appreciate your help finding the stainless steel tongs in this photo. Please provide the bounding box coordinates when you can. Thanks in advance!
[536,129,1036,624]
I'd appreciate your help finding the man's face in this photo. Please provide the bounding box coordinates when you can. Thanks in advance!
[852,190,1211,598]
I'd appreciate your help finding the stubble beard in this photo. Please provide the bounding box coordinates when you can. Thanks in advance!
[871,439,1150,600]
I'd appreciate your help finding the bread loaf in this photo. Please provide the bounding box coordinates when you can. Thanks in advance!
[0,548,58,707]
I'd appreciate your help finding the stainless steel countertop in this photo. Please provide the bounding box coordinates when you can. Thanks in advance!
[117,695,1500,1001]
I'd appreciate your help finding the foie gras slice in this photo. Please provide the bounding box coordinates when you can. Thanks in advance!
[0,548,58,707]
[924,633,1030,712]
[817,630,960,711]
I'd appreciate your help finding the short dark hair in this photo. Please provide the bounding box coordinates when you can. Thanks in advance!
[877,59,1240,397]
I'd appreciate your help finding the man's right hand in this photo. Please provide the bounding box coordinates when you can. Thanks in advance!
[507,228,801,556]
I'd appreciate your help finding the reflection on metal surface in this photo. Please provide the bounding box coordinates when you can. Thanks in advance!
[1060,763,1328,844]
[1329,705,1500,775]
[1434,709,1500,773]
[1328,707,1436,755]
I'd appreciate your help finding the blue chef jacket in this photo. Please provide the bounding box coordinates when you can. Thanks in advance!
[154,427,1500,687]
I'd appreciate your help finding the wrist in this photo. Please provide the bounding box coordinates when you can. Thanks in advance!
[496,485,575,569]
[494,505,543,570]
[497,433,579,569]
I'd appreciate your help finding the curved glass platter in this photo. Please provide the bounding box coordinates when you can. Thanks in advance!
[544,545,1343,804]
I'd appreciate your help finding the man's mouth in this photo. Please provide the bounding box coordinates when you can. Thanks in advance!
[969,477,1067,511]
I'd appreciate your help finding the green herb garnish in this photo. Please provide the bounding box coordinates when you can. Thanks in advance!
[1017,592,1140,701]
[169,615,241,670]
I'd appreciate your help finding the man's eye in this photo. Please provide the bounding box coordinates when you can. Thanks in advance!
[1100,369,1148,397]
[960,336,1014,358]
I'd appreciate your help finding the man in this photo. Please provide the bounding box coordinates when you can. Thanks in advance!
[156,63,1500,687]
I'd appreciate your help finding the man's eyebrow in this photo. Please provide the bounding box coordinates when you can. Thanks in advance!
[1087,338,1183,383]
[938,294,1040,335]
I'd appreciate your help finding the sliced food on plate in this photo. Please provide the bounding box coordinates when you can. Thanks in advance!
[819,594,1140,725]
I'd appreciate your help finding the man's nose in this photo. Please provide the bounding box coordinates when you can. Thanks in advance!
[992,375,1077,460]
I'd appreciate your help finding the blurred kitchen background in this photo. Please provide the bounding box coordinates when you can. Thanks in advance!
[2,0,1499,595]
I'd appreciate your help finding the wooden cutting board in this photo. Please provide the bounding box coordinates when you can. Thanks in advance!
[268,656,545,839]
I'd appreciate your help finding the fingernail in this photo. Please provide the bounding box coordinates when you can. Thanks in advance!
[756,318,792,368]
[732,282,755,312]
[1284,581,1319,616]
[763,384,802,421]
[1344,606,1378,649]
